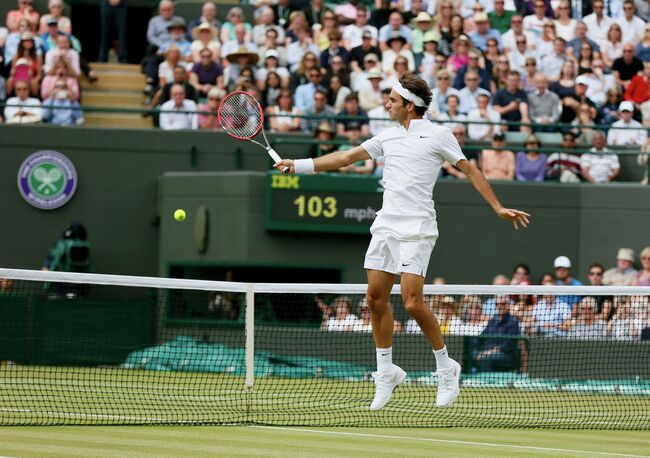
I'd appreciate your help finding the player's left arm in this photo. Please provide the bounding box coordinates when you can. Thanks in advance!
[455,159,531,230]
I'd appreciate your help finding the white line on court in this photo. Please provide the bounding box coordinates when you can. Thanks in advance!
[250,426,650,457]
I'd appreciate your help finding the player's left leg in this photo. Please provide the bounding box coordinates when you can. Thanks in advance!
[401,273,462,408]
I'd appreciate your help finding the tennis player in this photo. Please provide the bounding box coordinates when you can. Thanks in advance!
[275,74,531,410]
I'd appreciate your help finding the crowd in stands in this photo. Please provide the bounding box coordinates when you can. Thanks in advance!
[319,247,650,343]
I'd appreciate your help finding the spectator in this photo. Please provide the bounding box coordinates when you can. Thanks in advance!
[378,11,413,50]
[636,24,650,62]
[156,46,183,90]
[605,297,641,340]
[41,79,83,126]
[528,74,561,132]
[41,17,82,54]
[368,88,395,137]
[220,7,252,44]
[446,34,470,74]
[39,0,71,35]
[418,33,442,87]
[252,6,284,48]
[256,28,288,68]
[435,94,466,130]
[474,295,526,373]
[349,30,382,72]
[540,37,569,82]
[41,56,79,101]
[222,48,258,91]
[381,32,415,75]
[302,0,330,29]
[532,292,571,336]
[553,0,576,42]
[308,120,336,157]
[159,83,198,130]
[625,61,650,121]
[458,69,491,114]
[6,0,39,33]
[336,93,369,139]
[564,297,606,340]
[190,22,221,63]
[197,87,225,130]
[4,19,43,67]
[607,101,648,145]
[575,42,598,77]
[457,300,488,336]
[481,274,510,318]
[572,102,599,141]
[581,132,621,183]
[585,262,614,321]
[4,80,41,124]
[6,33,41,97]
[492,55,512,92]
[599,86,624,126]
[583,0,614,49]
[146,0,182,53]
[382,55,410,89]
[634,246,650,285]
[314,11,340,52]
[567,21,601,61]
[42,222,91,273]
[581,59,616,107]
[469,12,501,52]
[467,93,500,141]
[294,67,323,110]
[601,23,624,69]
[188,48,223,98]
[430,69,459,116]
[98,0,127,64]
[267,88,301,133]
[411,12,434,67]
[320,29,349,69]
[603,248,638,286]
[492,71,530,132]
[272,0,294,29]
[502,14,535,55]
[535,20,557,62]
[612,43,644,89]
[522,0,549,38]
[343,5,377,50]
[286,24,320,72]
[354,298,374,333]
[260,71,282,109]
[156,66,198,106]
[480,132,515,180]
[546,131,582,183]
[508,34,535,76]
[221,23,257,60]
[318,296,362,331]
[488,0,515,34]
[327,74,351,111]
[288,51,319,92]
[337,126,374,174]
[557,73,597,126]
[453,48,491,92]
[553,255,582,310]
[406,296,461,335]
[617,0,646,45]
[322,54,350,89]
[188,2,221,41]
[516,135,546,181]
[359,68,384,111]
[511,263,531,286]
[301,88,335,133]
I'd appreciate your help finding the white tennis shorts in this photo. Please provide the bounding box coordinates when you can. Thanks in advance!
[364,232,437,277]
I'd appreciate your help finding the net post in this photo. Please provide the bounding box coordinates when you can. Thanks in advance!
[245,283,255,391]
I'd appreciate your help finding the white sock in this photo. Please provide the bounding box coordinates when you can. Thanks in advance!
[433,345,452,370]
[376,347,393,372]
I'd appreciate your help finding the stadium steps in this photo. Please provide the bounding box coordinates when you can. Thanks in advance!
[81,63,152,129]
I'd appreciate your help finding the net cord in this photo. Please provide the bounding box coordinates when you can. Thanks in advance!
[1,268,649,296]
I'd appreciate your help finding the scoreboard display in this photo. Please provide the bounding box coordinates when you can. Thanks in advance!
[264,172,383,234]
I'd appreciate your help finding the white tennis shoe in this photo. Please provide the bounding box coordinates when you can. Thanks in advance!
[436,359,461,408]
[370,364,407,410]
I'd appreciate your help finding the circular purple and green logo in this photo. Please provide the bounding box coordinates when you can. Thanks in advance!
[17,150,77,210]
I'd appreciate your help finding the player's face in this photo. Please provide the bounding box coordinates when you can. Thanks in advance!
[386,90,409,122]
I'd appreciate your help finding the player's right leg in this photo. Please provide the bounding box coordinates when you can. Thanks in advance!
[366,269,406,410]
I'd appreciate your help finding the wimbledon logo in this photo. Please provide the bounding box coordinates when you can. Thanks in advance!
[17,150,78,210]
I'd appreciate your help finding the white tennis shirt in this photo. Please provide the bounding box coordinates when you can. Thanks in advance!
[361,119,466,240]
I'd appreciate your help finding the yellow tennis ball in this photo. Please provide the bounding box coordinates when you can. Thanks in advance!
[174,209,186,221]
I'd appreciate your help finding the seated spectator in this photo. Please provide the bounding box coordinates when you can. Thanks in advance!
[458,70,491,115]
[546,132,582,183]
[338,126,374,174]
[502,14,535,55]
[260,71,282,109]
[540,38,569,82]
[446,35,471,74]
[343,5,377,50]
[553,255,582,310]
[567,21,601,59]
[599,86,623,126]
[327,74,351,112]
[159,84,198,130]
[220,7,252,44]
[532,293,571,336]
[294,67,324,111]
[312,7,339,51]
[157,46,184,90]
[143,1,184,93]
[286,24,320,72]
[507,34,535,76]
[600,22,623,69]
[318,296,361,331]
[456,300,488,336]
[6,32,41,97]
[187,2,221,40]
[197,87,225,130]
[492,55,511,92]
[39,0,71,34]
[435,94,466,131]
[252,6,285,47]
[406,295,461,335]
[522,0,551,37]
[571,103,599,146]
[605,297,641,340]
[636,24,650,62]
[564,297,606,340]
[4,19,43,67]
[301,88,336,133]
[528,74,561,132]
[382,55,411,89]
[581,132,620,183]
[349,30,382,73]
[410,12,435,68]
[336,93,369,140]
[488,0,515,34]
[492,71,530,132]
[188,48,223,98]
[41,57,79,101]
[267,88,301,133]
[367,88,395,137]
[617,0,645,45]
[4,80,42,124]
[322,54,350,91]
[607,101,647,145]
[603,248,637,286]
[625,61,650,124]
[515,135,546,181]
[378,11,412,50]
[221,23,257,61]
[469,12,501,52]
[481,274,511,318]
[467,93,500,141]
[256,50,290,89]
[320,29,349,69]
[43,34,80,77]
[430,69,459,116]
[41,79,84,126]
[257,28,288,68]
[308,121,337,158]
[558,75,597,130]
[358,68,383,112]
[454,48,491,92]
[585,263,614,320]
[6,0,39,33]
[41,16,83,55]
[190,22,221,63]
[381,32,415,76]
[480,132,515,180]
[635,247,650,286]
[222,48,258,91]
[612,43,643,89]
[418,33,442,88]
[520,58,538,95]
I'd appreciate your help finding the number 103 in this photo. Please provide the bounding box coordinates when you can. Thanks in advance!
[293,195,338,218]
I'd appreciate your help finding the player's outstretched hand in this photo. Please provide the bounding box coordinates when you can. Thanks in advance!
[274,159,294,174]
[497,208,531,230]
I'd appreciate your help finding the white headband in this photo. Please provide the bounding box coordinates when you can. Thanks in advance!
[394,82,427,107]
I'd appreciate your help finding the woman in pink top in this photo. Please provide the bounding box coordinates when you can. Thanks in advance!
[635,247,650,286]
[6,0,40,33]
[41,56,79,100]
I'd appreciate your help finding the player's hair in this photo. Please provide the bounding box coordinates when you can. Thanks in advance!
[398,74,432,116]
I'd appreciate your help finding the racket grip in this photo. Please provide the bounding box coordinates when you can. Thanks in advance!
[268,147,290,174]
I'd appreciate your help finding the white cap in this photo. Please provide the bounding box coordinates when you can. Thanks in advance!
[553,256,572,269]
[619,101,634,112]
[617,248,635,262]
[575,75,590,87]
[265,49,280,59]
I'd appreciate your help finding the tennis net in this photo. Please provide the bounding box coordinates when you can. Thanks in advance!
[0,268,649,429]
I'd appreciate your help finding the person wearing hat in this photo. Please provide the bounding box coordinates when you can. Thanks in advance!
[553,256,582,310]
[98,0,128,63]
[349,30,382,72]
[603,249,638,286]
[418,30,439,85]
[469,12,502,52]
[221,23,258,64]
[607,100,647,145]
[144,18,191,92]
[480,132,515,180]
[349,52,379,92]
[343,5,377,50]
[256,49,289,87]
[359,68,384,111]
[6,31,41,96]
[223,46,259,90]
[556,70,597,127]
[411,12,433,58]
[39,0,71,35]
[146,0,183,51]
[190,22,221,63]
[378,11,413,50]
[187,2,222,42]
[381,31,414,76]
[308,120,337,158]
[41,17,81,54]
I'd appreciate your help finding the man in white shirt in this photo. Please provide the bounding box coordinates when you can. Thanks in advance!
[343,5,378,50]
[502,15,536,54]
[581,131,620,183]
[607,101,647,145]
[4,80,42,124]
[458,70,491,114]
[508,34,536,74]
[540,38,568,81]
[367,88,396,136]
[274,74,530,412]
[467,93,501,140]
[617,0,646,45]
[221,23,257,60]
[159,83,198,130]
[583,0,615,48]
[378,11,413,50]
[522,0,548,38]
[286,24,320,72]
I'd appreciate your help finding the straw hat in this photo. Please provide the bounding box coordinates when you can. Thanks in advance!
[315,121,335,136]
[413,12,432,23]
[192,22,218,40]
[226,47,260,65]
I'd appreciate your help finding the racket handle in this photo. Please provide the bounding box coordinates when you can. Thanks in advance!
[267,147,290,174]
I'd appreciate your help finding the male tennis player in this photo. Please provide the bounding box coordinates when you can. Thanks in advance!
[275,74,531,410]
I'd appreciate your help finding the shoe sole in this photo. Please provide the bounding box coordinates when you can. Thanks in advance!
[370,368,407,411]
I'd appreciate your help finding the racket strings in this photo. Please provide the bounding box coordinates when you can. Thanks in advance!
[219,93,263,139]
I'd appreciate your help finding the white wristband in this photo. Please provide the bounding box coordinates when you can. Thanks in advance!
[294,158,315,174]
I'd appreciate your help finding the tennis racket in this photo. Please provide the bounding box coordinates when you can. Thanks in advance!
[218,91,289,173]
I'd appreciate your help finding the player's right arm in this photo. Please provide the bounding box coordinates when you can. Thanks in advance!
[274,145,371,174]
